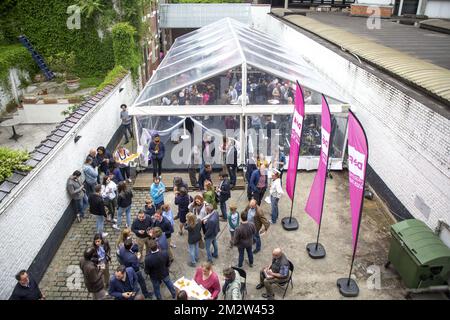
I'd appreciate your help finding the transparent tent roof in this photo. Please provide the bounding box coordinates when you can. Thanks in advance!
[132,18,346,108]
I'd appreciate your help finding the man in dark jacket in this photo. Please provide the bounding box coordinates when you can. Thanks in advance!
[203,205,220,263]
[233,211,256,268]
[109,265,144,300]
[66,170,88,223]
[88,184,108,238]
[246,154,257,201]
[79,247,105,300]
[242,199,270,254]
[9,270,44,300]
[149,134,165,178]
[144,240,176,300]
[96,146,114,177]
[152,210,173,240]
[198,163,212,191]
[131,210,152,262]
[217,172,231,220]
[249,165,268,206]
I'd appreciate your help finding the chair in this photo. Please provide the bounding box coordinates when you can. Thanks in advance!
[232,266,247,299]
[275,260,294,299]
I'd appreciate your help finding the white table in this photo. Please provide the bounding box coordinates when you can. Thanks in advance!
[0,118,22,141]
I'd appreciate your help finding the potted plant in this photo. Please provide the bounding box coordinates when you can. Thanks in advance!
[48,51,80,91]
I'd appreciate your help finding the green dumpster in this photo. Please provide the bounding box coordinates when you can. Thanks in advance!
[387,219,450,288]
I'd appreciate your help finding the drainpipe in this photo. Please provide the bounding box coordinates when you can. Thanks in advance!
[284,0,288,10]
[435,219,450,236]
[416,0,426,15]
[398,0,404,16]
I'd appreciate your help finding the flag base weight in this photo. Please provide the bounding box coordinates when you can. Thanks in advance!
[281,217,299,231]
[306,242,326,259]
[336,278,359,297]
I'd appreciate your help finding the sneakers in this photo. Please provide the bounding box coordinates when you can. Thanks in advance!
[249,263,254,268]
[256,283,264,290]
[102,232,109,238]
[187,262,196,268]
[170,243,177,248]
[112,224,120,230]
[112,218,117,223]
[76,214,81,223]
[127,179,132,183]
[253,249,260,254]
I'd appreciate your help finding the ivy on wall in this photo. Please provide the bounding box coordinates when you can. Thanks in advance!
[112,23,140,78]
[171,0,243,3]
[1,0,115,77]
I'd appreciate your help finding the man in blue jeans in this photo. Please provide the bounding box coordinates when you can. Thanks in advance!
[203,205,220,262]
[66,170,88,223]
[144,240,176,300]
[242,199,270,254]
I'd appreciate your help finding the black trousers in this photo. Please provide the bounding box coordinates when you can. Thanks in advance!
[152,158,162,177]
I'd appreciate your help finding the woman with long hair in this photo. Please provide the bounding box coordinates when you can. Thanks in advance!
[203,180,217,210]
[101,175,117,223]
[93,233,111,288]
[115,181,133,230]
[175,187,192,236]
[185,213,202,267]
[188,194,208,220]
[114,145,132,183]
[193,261,221,300]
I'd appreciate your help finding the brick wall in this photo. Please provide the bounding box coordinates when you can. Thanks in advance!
[260,15,450,233]
[0,74,138,299]
[351,4,394,18]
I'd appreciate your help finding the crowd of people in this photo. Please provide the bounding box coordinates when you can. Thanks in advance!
[10,103,292,301]
[157,72,305,107]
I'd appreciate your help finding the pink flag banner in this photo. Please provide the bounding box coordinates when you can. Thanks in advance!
[304,95,332,225]
[286,82,305,200]
[347,110,369,251]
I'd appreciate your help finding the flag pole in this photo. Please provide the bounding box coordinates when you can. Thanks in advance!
[337,109,369,297]
[306,97,332,259]
[281,81,304,232]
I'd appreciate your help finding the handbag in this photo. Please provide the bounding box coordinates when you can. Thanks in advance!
[198,237,205,249]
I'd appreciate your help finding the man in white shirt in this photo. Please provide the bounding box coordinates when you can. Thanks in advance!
[269,169,284,224]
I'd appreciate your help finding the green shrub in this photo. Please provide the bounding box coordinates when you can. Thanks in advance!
[94,65,128,93]
[0,147,32,183]
[112,23,140,78]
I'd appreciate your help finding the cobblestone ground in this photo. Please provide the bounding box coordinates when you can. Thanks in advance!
[40,172,407,300]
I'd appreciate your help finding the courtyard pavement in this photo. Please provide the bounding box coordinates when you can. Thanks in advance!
[39,170,413,300]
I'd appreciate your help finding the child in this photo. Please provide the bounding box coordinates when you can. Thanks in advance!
[227,204,240,248]
[161,203,176,248]
[144,197,156,217]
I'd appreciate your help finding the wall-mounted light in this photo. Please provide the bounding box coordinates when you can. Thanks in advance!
[74,135,82,143]
[119,87,124,93]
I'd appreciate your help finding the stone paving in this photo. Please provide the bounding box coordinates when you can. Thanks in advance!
[40,171,411,300]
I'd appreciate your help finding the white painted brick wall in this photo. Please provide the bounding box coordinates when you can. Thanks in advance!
[0,74,137,299]
[258,15,450,230]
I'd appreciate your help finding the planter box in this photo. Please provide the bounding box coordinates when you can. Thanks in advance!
[351,4,394,18]
[22,96,38,104]
[43,98,58,104]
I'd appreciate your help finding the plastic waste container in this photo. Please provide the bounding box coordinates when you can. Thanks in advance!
[386,219,450,288]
